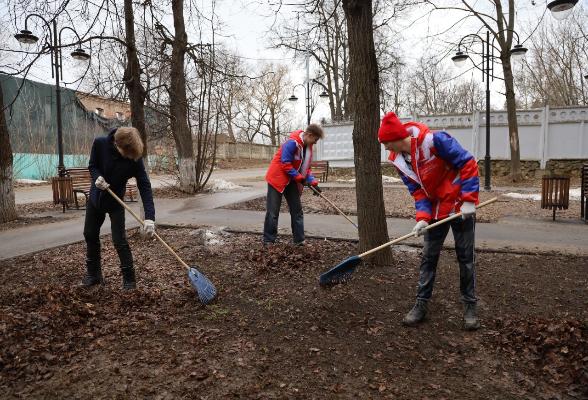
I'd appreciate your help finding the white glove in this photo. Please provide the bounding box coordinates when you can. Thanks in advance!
[143,219,155,238]
[412,220,429,237]
[95,176,110,190]
[460,202,476,220]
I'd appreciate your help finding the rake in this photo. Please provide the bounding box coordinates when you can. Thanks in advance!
[310,186,358,229]
[318,197,498,287]
[106,188,217,304]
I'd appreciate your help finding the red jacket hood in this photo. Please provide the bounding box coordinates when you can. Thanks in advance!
[289,129,304,145]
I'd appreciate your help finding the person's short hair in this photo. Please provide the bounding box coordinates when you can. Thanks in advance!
[114,127,144,161]
[305,123,325,139]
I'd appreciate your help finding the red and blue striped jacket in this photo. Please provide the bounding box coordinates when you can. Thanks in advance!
[388,122,479,222]
[265,130,316,193]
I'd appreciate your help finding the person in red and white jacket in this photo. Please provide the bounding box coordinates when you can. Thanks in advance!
[263,124,324,246]
[378,112,481,330]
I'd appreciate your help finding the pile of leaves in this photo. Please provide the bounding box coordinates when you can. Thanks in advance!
[241,242,326,274]
[489,317,588,397]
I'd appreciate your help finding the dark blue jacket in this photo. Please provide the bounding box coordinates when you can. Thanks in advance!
[88,130,155,220]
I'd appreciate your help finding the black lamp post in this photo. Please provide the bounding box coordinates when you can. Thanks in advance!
[451,30,527,191]
[288,55,329,125]
[547,0,578,20]
[14,15,90,177]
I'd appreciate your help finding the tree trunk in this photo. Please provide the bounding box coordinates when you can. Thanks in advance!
[123,0,147,154]
[0,82,18,223]
[501,55,522,181]
[342,0,391,265]
[170,0,196,193]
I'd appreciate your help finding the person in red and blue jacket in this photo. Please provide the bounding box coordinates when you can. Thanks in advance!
[263,124,324,246]
[378,112,481,330]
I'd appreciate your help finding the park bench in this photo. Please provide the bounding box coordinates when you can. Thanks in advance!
[541,175,570,221]
[581,163,588,223]
[311,160,329,183]
[64,167,138,209]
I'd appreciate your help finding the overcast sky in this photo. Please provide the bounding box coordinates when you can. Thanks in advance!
[2,0,587,124]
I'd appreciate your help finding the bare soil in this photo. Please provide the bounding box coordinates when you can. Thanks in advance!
[224,187,583,223]
[1,228,586,399]
[0,202,80,232]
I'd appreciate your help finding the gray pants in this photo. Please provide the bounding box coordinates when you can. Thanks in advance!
[263,182,304,244]
[416,217,477,303]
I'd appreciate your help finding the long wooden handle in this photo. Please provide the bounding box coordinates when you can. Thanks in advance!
[310,186,359,229]
[358,197,499,259]
[106,187,190,270]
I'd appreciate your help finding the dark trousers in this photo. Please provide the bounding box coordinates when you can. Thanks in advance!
[263,182,304,244]
[416,217,477,304]
[83,201,133,273]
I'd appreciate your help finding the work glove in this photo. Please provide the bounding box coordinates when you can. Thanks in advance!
[306,180,321,196]
[412,220,429,237]
[142,219,155,238]
[95,176,110,191]
[460,202,476,220]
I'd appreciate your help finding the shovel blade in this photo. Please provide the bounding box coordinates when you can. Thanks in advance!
[187,267,217,305]
[319,256,362,287]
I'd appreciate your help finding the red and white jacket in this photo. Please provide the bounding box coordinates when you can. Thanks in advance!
[265,130,316,193]
[388,122,479,222]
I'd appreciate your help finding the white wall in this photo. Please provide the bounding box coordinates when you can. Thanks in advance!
[317,106,588,168]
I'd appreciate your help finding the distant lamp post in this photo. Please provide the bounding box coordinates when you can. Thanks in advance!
[288,54,329,125]
[14,15,91,176]
[547,0,578,20]
[451,29,526,191]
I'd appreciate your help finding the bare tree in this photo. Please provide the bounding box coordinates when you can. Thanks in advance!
[0,80,17,223]
[343,0,391,265]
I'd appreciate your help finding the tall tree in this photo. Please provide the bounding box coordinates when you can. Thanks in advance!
[343,0,391,265]
[0,81,17,223]
[169,0,197,193]
[123,0,148,155]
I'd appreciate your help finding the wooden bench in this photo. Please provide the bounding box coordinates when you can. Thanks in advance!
[581,163,588,223]
[541,175,570,221]
[311,160,329,183]
[64,168,138,209]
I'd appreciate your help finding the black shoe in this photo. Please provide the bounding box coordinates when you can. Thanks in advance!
[80,260,104,287]
[463,302,480,331]
[121,267,136,290]
[402,300,428,327]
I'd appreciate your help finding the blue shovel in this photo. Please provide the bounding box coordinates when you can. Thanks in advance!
[319,197,499,287]
[106,187,217,304]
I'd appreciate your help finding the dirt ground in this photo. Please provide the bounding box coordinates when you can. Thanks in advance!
[224,187,583,223]
[0,202,80,232]
[1,228,586,399]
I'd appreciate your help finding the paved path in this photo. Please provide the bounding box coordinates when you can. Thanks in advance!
[2,182,587,260]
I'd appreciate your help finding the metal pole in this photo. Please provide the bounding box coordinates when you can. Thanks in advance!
[484,30,491,191]
[306,54,311,126]
[53,19,65,177]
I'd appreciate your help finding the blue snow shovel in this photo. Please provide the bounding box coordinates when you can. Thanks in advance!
[106,188,217,304]
[319,197,499,287]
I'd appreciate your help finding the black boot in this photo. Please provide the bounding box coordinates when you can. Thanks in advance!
[121,267,136,290]
[80,258,104,287]
[463,302,480,331]
[402,300,428,327]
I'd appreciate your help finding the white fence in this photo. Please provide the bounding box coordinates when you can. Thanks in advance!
[317,106,588,168]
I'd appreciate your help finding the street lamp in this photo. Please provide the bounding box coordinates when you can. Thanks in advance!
[14,15,91,177]
[452,29,526,191]
[547,0,578,20]
[288,55,329,125]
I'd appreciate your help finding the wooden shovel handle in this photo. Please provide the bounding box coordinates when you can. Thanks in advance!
[105,187,190,270]
[358,197,499,259]
[310,186,358,229]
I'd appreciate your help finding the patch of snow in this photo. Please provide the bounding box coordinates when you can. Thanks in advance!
[503,188,581,201]
[382,175,402,184]
[16,179,47,184]
[336,178,356,183]
[189,227,229,246]
[207,179,244,192]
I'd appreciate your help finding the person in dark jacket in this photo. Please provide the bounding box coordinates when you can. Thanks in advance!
[81,127,155,290]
